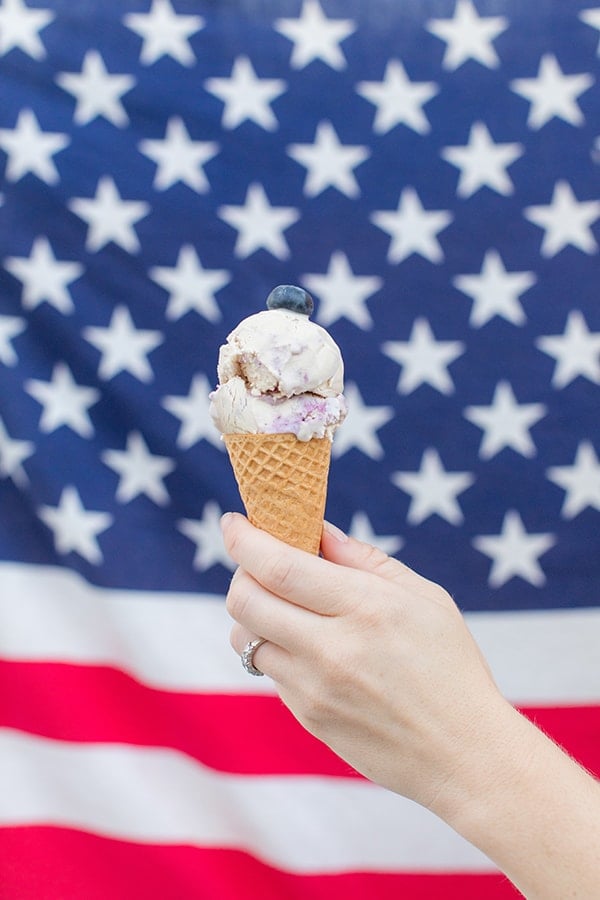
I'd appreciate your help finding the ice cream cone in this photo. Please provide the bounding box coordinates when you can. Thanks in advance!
[223,433,331,554]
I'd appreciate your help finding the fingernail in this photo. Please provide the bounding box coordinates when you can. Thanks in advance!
[220,512,234,530]
[323,520,348,542]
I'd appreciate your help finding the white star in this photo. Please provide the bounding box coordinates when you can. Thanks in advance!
[391,448,474,526]
[162,373,223,452]
[302,251,382,329]
[348,510,404,557]
[178,500,235,572]
[38,485,113,565]
[382,318,464,395]
[580,8,600,55]
[0,108,68,184]
[473,510,555,588]
[25,362,100,437]
[524,180,600,257]
[102,431,175,505]
[441,122,523,197]
[453,249,536,327]
[55,50,135,127]
[370,187,452,264]
[287,120,369,198]
[83,305,163,382]
[4,236,84,314]
[426,0,507,70]
[331,382,394,461]
[204,56,286,130]
[149,245,229,322]
[0,314,26,365]
[464,381,546,459]
[510,54,594,130]
[356,59,438,135]
[274,0,355,71]
[218,183,299,260]
[0,0,53,59]
[547,441,600,519]
[123,0,204,66]
[68,176,150,253]
[536,310,600,388]
[139,116,218,192]
[0,416,34,486]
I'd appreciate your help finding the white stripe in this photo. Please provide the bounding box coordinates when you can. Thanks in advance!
[468,607,600,705]
[0,562,250,692]
[0,562,599,703]
[0,727,492,873]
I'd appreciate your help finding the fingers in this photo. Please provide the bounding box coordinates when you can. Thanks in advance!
[226,567,316,652]
[230,622,293,683]
[221,512,452,640]
[221,513,349,615]
[320,519,418,585]
[229,621,261,657]
[221,512,425,620]
[320,521,454,611]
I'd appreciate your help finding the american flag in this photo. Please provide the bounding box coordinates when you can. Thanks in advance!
[0,0,599,896]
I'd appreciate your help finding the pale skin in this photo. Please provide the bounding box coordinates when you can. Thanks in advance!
[222,512,600,900]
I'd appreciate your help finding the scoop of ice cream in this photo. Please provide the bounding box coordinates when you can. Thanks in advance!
[216,307,343,398]
[209,286,346,441]
[210,375,347,441]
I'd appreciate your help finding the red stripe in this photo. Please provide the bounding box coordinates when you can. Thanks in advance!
[0,827,519,900]
[0,659,357,776]
[0,659,598,778]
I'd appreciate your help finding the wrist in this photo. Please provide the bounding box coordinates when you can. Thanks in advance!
[430,697,600,898]
[427,693,529,837]
[433,697,537,845]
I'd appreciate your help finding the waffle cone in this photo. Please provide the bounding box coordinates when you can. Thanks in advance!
[223,433,331,554]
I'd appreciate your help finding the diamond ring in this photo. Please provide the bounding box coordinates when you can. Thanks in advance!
[241,638,267,676]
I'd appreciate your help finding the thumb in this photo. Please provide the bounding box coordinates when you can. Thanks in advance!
[321,520,416,586]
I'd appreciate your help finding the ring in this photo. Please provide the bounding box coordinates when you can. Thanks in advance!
[241,638,267,677]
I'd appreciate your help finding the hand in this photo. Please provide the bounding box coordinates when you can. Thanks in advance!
[221,513,510,813]
[222,514,600,898]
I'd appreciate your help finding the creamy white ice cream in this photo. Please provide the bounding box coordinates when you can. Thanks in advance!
[210,299,346,441]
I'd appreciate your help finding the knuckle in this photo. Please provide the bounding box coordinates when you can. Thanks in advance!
[258,550,298,598]
[421,576,458,611]
[299,684,333,730]
[361,541,390,569]
[225,582,251,622]
[360,542,402,582]
[356,601,385,632]
[229,623,245,654]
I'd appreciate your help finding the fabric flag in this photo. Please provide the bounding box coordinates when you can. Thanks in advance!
[1,0,599,896]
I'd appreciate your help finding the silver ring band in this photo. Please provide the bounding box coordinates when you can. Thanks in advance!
[241,638,267,676]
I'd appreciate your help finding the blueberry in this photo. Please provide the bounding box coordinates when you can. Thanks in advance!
[266,284,314,316]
